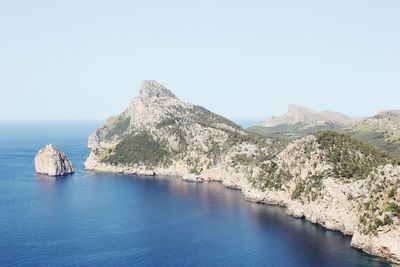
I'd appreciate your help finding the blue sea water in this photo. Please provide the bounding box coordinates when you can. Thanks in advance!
[0,121,390,267]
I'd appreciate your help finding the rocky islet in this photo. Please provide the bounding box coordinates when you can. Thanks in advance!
[35,144,75,176]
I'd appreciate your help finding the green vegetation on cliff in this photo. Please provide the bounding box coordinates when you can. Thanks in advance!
[256,163,294,191]
[101,132,171,166]
[291,173,324,202]
[192,105,242,130]
[358,180,400,234]
[315,131,400,180]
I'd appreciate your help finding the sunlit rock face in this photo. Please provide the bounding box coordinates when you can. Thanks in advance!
[35,144,74,176]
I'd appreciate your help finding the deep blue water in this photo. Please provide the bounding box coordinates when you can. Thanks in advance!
[0,122,390,267]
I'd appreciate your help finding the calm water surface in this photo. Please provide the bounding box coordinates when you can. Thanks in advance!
[0,122,390,267]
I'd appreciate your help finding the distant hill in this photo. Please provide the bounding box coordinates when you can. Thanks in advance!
[258,104,357,127]
[342,110,400,155]
[250,107,400,155]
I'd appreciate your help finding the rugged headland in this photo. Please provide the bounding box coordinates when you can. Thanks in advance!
[84,80,400,264]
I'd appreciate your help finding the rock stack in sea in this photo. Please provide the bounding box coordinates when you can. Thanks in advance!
[35,144,75,176]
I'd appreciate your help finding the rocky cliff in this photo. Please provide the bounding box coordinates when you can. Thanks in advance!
[84,80,400,264]
[35,144,75,176]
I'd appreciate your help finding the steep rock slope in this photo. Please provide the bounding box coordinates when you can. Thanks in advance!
[84,81,400,264]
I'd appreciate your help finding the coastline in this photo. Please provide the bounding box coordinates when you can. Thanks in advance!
[82,81,400,265]
[84,154,399,265]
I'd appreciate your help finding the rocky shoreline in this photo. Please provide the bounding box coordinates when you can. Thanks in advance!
[84,153,400,265]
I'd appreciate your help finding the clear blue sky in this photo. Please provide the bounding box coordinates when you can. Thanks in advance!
[1,0,399,121]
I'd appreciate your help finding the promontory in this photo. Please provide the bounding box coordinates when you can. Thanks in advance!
[84,80,400,264]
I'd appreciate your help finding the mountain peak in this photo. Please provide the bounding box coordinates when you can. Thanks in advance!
[139,80,177,101]
[287,104,314,114]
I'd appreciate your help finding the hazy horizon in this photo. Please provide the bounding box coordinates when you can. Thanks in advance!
[0,98,396,125]
[1,0,399,121]
[0,116,260,129]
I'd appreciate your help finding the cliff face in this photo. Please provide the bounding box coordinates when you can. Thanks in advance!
[84,80,400,264]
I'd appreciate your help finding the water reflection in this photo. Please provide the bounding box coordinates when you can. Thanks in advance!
[123,175,389,267]
[9,171,390,267]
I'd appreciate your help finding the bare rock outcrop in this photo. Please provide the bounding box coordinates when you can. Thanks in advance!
[35,144,75,176]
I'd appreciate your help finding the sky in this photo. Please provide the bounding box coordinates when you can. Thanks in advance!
[0,0,399,122]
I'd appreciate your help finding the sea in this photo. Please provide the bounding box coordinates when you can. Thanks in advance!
[0,121,390,267]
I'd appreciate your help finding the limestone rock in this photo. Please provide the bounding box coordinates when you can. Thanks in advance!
[351,226,400,265]
[35,144,74,176]
[183,174,204,183]
[139,80,177,101]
